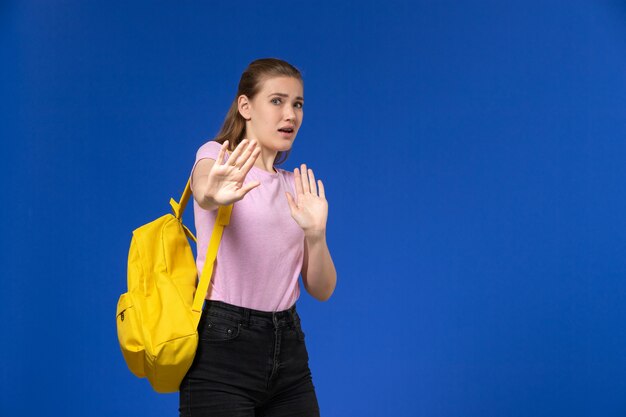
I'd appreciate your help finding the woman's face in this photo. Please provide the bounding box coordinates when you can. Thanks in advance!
[240,76,304,152]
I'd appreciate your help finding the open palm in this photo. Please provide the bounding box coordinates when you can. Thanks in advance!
[285,163,328,234]
[205,139,262,206]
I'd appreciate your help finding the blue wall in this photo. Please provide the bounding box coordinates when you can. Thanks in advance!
[2,1,626,416]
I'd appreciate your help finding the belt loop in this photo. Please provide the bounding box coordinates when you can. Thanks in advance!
[242,307,250,327]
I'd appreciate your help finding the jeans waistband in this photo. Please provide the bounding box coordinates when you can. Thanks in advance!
[203,299,298,328]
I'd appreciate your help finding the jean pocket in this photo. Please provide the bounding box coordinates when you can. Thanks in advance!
[199,313,242,342]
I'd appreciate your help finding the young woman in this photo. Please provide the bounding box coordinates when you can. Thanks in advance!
[179,58,337,416]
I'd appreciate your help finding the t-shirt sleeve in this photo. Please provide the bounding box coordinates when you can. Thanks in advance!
[189,141,224,189]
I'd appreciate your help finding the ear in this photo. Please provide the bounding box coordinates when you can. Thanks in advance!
[237,94,251,120]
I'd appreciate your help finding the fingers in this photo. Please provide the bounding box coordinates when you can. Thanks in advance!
[237,180,261,198]
[299,164,310,193]
[296,164,318,195]
[294,167,304,196]
[285,192,297,212]
[306,165,317,195]
[217,140,229,165]
[240,144,261,174]
[227,139,253,167]
[318,179,325,199]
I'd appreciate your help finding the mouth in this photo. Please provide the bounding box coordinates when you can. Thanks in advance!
[277,127,295,137]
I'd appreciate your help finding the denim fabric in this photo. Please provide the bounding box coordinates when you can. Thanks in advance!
[179,300,320,416]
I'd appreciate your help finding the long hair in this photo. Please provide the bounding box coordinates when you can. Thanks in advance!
[212,58,303,167]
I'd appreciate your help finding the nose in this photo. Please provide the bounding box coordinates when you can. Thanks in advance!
[285,109,296,123]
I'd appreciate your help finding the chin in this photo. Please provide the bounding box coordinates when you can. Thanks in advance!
[276,140,294,151]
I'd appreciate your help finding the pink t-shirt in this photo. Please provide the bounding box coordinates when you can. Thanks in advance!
[189,140,305,312]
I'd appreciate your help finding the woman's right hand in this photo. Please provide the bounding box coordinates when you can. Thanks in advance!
[202,139,262,206]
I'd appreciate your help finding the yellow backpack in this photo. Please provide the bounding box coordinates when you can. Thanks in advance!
[116,178,233,393]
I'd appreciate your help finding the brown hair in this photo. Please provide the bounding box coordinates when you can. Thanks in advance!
[212,58,304,166]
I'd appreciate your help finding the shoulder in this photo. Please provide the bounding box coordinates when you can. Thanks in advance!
[279,167,295,181]
[279,166,293,175]
[196,140,223,161]
[278,167,297,193]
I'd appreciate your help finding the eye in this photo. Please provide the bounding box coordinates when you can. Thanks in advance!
[271,98,303,109]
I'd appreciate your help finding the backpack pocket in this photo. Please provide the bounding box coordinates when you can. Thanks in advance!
[116,292,146,377]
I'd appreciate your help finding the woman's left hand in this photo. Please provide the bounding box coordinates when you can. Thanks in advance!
[285,164,328,237]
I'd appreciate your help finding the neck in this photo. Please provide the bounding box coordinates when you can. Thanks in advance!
[253,145,278,173]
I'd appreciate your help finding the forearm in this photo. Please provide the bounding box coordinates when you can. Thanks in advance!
[303,231,337,301]
[192,177,220,211]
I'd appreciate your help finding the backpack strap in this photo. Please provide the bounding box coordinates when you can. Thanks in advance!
[170,178,198,243]
[169,177,234,328]
[169,178,194,221]
[191,203,232,327]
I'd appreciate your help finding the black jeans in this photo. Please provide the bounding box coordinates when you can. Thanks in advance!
[179,300,321,416]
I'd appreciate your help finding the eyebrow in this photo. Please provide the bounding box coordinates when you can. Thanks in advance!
[268,92,304,101]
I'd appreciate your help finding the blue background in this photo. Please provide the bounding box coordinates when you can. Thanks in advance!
[2,1,626,416]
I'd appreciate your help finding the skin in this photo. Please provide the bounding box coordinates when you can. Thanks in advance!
[191,75,337,301]
[238,75,304,174]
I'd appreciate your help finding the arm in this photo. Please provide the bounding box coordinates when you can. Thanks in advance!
[191,158,220,211]
[284,163,337,302]
[301,230,337,302]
